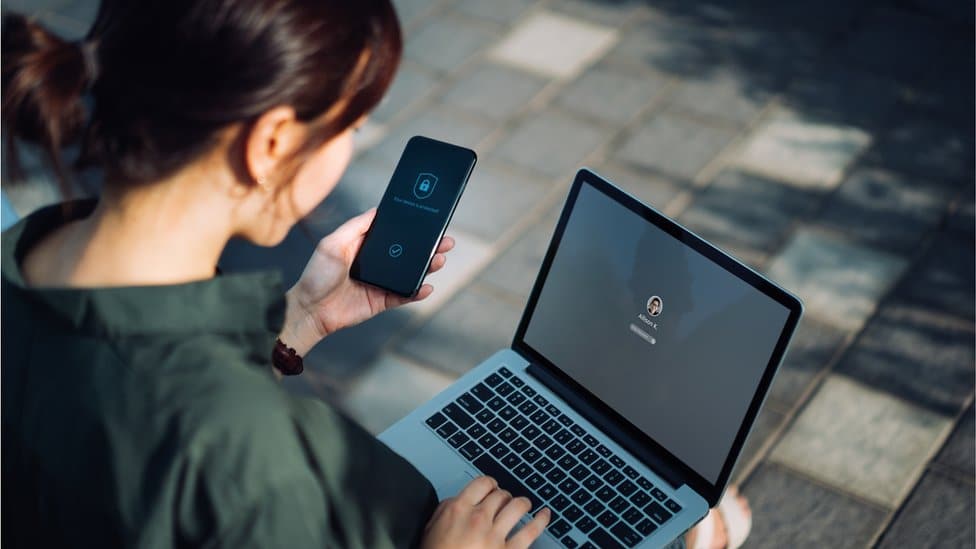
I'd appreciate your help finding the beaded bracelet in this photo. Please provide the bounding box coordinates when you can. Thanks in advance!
[272,338,304,375]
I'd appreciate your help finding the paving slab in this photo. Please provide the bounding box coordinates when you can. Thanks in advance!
[451,162,550,242]
[948,185,975,238]
[935,404,975,475]
[398,284,524,376]
[589,162,685,211]
[783,62,901,130]
[668,68,772,126]
[557,61,670,124]
[766,229,908,331]
[487,11,619,79]
[305,159,392,226]
[400,229,494,317]
[770,374,953,508]
[679,170,821,254]
[877,470,976,549]
[368,106,496,166]
[371,61,440,124]
[342,354,456,434]
[454,0,539,25]
[392,0,443,28]
[616,111,737,181]
[441,62,549,120]
[835,302,975,416]
[895,233,975,322]
[732,406,786,484]
[479,213,560,301]
[405,15,499,73]
[742,462,887,549]
[863,112,975,183]
[768,318,848,409]
[733,109,872,190]
[493,109,610,178]
[817,167,953,256]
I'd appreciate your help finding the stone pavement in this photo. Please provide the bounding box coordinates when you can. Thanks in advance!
[3,0,974,547]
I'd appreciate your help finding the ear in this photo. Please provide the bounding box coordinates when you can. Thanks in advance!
[244,106,305,189]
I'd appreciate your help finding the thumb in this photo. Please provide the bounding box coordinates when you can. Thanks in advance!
[328,208,377,242]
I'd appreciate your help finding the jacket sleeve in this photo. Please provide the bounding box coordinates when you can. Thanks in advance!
[287,396,439,549]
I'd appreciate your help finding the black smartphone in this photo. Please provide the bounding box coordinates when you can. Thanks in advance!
[350,135,477,297]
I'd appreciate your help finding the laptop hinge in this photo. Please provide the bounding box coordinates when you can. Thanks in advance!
[526,362,685,489]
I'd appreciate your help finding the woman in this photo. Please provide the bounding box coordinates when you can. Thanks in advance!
[1,1,747,547]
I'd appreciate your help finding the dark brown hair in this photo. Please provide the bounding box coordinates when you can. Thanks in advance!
[2,0,402,196]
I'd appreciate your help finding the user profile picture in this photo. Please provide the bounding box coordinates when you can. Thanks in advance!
[646,296,663,317]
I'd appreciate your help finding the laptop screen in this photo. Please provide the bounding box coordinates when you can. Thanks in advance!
[520,179,792,484]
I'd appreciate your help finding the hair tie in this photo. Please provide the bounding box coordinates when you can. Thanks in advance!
[78,40,99,88]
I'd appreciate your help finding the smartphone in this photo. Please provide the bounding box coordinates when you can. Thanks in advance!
[350,135,477,297]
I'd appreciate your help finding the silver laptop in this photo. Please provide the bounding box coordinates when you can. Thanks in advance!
[380,168,803,548]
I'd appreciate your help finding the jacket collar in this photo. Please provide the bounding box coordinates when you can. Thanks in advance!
[2,199,286,340]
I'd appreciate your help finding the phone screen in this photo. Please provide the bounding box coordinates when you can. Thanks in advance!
[350,135,477,297]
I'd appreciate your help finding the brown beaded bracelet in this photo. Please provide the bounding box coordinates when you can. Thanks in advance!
[271,338,304,376]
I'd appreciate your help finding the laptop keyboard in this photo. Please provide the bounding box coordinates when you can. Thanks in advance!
[425,366,683,549]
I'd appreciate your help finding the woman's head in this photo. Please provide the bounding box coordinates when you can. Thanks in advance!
[2,0,401,244]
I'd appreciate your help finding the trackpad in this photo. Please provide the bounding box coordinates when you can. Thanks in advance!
[434,470,477,500]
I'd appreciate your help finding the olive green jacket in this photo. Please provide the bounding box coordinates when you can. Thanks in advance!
[2,201,437,548]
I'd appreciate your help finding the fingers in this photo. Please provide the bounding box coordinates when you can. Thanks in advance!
[428,253,447,273]
[493,496,532,535]
[436,235,455,253]
[456,475,498,507]
[506,507,550,549]
[330,208,377,241]
[476,488,513,519]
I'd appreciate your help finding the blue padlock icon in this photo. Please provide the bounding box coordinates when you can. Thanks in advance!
[413,172,438,199]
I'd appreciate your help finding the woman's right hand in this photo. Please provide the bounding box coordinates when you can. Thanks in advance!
[421,476,551,549]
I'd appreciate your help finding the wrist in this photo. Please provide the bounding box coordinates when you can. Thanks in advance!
[279,288,326,357]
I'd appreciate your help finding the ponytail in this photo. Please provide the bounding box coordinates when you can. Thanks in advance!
[2,13,95,195]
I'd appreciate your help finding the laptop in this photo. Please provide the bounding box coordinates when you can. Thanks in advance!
[379,168,803,548]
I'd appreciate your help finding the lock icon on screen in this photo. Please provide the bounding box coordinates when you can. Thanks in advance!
[413,172,438,199]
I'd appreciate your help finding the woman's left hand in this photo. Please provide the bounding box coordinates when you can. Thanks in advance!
[279,208,454,357]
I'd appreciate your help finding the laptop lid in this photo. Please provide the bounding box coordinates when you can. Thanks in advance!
[512,169,803,507]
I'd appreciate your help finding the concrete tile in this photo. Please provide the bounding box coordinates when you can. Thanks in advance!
[817,168,953,256]
[616,111,737,181]
[835,302,975,415]
[896,234,975,322]
[47,0,98,26]
[401,229,494,317]
[441,62,548,120]
[368,106,495,166]
[479,215,559,301]
[836,7,950,83]
[454,0,539,25]
[784,63,901,129]
[306,160,391,228]
[342,354,456,434]
[451,162,549,241]
[494,109,609,178]
[742,462,887,549]
[936,404,975,475]
[766,230,908,331]
[948,185,975,238]
[679,170,821,254]
[732,406,786,484]
[877,470,976,549]
[864,113,974,182]
[770,375,953,507]
[352,120,388,153]
[769,318,848,409]
[398,284,523,375]
[3,0,70,13]
[393,0,442,27]
[669,68,772,125]
[557,62,669,124]
[734,110,872,190]
[610,15,719,77]
[371,61,439,123]
[302,308,414,382]
[405,15,499,73]
[547,0,647,26]
[590,162,684,211]
[488,11,618,79]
